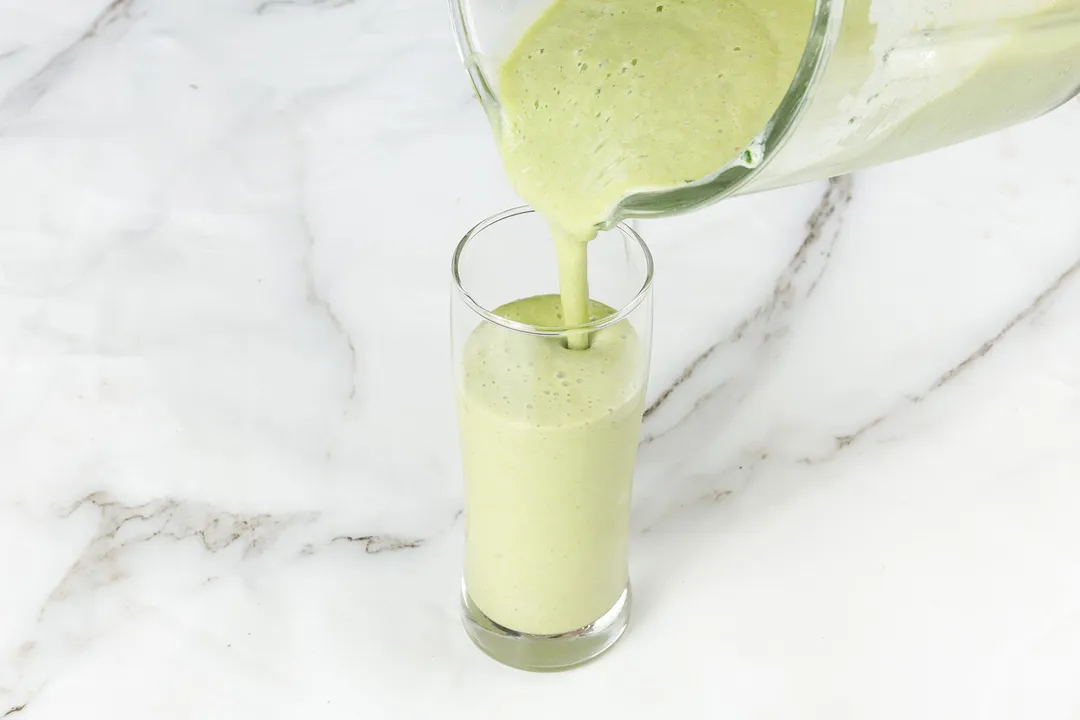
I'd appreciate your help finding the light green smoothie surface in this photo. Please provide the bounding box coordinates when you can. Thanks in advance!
[458,295,646,635]
[498,0,816,234]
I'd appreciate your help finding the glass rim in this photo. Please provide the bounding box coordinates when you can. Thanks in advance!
[451,206,654,337]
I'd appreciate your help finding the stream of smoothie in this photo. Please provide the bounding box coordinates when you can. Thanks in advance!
[460,0,814,635]
[500,0,814,335]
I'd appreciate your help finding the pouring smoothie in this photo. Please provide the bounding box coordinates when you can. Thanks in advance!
[453,0,1080,672]
[455,0,813,664]
[497,0,815,238]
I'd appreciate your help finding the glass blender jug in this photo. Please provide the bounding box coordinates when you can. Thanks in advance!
[449,0,1080,225]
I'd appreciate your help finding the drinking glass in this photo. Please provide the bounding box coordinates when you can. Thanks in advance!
[451,206,653,671]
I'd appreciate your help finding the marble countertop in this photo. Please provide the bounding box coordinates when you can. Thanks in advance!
[2,0,1080,717]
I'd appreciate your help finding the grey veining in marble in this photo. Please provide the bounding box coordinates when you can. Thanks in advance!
[1,0,1080,717]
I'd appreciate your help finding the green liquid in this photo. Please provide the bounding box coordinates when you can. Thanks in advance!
[497,0,814,336]
[458,296,645,635]
[498,0,814,235]
[459,0,813,634]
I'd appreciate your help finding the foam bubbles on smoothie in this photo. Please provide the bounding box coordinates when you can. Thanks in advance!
[459,294,643,427]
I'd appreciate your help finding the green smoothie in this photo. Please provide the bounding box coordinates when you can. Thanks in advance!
[458,0,813,637]
[458,295,646,636]
[495,0,814,345]
[497,0,815,235]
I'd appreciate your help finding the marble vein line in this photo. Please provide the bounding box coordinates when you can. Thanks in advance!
[34,494,432,617]
[640,175,855,445]
[299,212,358,404]
[255,0,355,15]
[1,495,319,716]
[41,493,314,613]
[644,175,853,419]
[2,704,26,717]
[329,535,426,553]
[0,0,139,128]
[831,250,1080,454]
[922,256,1080,395]
[286,112,359,416]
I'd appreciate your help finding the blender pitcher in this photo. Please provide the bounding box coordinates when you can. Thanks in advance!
[449,0,1080,224]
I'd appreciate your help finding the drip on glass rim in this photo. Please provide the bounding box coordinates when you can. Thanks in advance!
[451,205,654,336]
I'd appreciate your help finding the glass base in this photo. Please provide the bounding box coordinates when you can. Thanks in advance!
[460,581,631,672]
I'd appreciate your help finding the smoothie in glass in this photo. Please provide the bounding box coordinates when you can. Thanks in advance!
[457,295,646,636]
[452,207,653,668]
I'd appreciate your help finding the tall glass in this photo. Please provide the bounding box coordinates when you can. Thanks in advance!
[451,207,653,671]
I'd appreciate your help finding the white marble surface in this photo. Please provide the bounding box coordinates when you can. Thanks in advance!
[1,0,1079,717]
